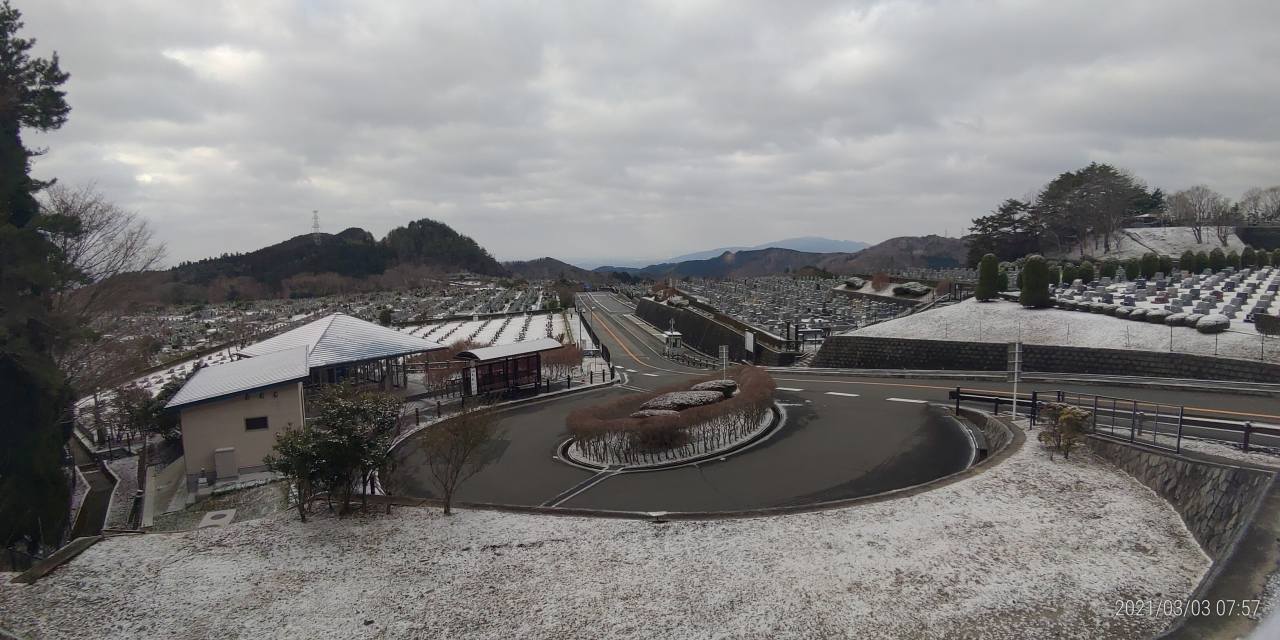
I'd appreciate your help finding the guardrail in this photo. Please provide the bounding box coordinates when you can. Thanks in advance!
[948,387,1280,454]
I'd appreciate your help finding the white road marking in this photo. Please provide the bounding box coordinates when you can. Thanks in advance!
[642,373,659,377]
[886,397,929,404]
[825,392,860,398]
[776,387,804,392]
[626,369,637,373]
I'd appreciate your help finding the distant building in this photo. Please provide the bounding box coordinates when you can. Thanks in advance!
[165,313,445,484]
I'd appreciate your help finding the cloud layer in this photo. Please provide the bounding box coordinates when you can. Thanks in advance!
[21,0,1280,265]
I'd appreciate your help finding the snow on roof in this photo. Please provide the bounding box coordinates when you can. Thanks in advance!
[165,346,309,410]
[239,313,445,368]
[457,337,564,361]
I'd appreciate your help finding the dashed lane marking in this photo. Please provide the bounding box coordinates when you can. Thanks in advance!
[776,387,804,392]
[825,392,860,398]
[886,397,929,404]
[642,373,659,377]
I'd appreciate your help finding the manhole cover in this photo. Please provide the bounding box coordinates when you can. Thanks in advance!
[198,509,236,528]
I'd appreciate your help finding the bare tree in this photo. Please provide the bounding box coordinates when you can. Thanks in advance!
[43,183,165,319]
[1239,186,1280,223]
[1167,186,1228,244]
[418,407,501,515]
[41,183,166,395]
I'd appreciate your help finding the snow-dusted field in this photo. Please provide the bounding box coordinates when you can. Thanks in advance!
[849,298,1280,364]
[405,311,566,348]
[0,436,1207,640]
[1053,227,1245,261]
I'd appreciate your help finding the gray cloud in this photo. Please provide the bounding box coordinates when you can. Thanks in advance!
[20,0,1280,266]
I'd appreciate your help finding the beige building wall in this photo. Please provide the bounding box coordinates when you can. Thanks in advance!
[180,381,305,480]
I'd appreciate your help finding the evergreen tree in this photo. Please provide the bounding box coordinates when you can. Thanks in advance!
[1273,249,1280,267]
[1242,247,1256,268]
[0,1,74,553]
[1227,250,1242,270]
[1195,251,1210,273]
[1179,250,1196,272]
[1140,253,1158,279]
[1019,255,1051,308]
[1209,248,1226,272]
[1078,261,1095,283]
[1157,254,1173,276]
[975,253,999,301]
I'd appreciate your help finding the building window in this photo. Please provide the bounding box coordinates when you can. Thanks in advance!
[245,416,269,431]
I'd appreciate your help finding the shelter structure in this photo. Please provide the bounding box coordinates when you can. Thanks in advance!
[166,313,445,484]
[456,337,564,397]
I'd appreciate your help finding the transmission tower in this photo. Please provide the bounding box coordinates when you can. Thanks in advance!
[311,210,321,245]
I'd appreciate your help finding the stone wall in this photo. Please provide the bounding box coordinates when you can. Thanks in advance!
[1085,436,1274,559]
[637,299,796,366]
[813,335,1280,383]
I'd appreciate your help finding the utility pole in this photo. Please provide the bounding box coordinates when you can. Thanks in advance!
[1008,341,1022,420]
[311,210,321,246]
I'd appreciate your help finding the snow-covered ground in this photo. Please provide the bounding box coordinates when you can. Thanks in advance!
[405,311,567,348]
[1053,227,1246,261]
[0,436,1207,639]
[103,456,139,529]
[1177,438,1280,469]
[850,298,1280,364]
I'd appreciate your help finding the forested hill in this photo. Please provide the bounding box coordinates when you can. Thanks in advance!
[171,218,507,288]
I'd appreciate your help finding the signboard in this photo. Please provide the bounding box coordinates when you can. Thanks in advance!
[744,330,754,354]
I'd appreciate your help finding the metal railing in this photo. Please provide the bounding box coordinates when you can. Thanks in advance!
[949,387,1280,454]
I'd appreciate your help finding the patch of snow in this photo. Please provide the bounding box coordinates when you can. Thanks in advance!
[0,430,1208,640]
[1177,438,1280,469]
[851,298,1280,364]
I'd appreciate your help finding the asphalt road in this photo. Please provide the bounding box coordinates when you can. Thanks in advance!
[391,292,1280,513]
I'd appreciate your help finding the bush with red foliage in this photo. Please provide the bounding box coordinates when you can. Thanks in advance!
[566,366,775,465]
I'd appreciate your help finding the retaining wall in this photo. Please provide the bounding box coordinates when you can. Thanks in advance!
[636,299,797,366]
[813,335,1280,383]
[1085,437,1273,559]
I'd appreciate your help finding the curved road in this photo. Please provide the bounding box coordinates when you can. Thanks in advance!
[392,292,1280,513]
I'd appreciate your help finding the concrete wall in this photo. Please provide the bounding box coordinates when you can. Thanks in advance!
[180,381,304,480]
[813,335,1280,382]
[1085,436,1273,559]
[637,299,797,366]
[957,407,1014,456]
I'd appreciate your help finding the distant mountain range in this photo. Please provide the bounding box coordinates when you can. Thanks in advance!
[664,236,870,263]
[168,218,506,288]
[130,219,963,306]
[593,235,965,279]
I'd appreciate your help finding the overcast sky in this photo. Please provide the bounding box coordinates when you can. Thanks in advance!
[21,0,1280,266]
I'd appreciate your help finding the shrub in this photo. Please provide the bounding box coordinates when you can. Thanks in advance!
[1179,249,1196,272]
[1019,255,1051,308]
[1078,261,1094,283]
[1123,258,1141,280]
[1195,251,1210,272]
[1256,314,1280,337]
[1261,250,1273,267]
[1227,250,1242,270]
[1209,247,1226,271]
[1273,249,1280,267]
[1242,246,1256,268]
[870,272,891,292]
[995,268,1009,293]
[1158,254,1173,275]
[566,366,775,466]
[1038,403,1091,460]
[1100,259,1119,279]
[1140,252,1159,279]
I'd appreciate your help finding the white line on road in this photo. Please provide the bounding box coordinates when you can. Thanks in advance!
[825,392,860,398]
[642,373,659,377]
[626,369,637,373]
[886,397,929,404]
[776,387,804,392]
